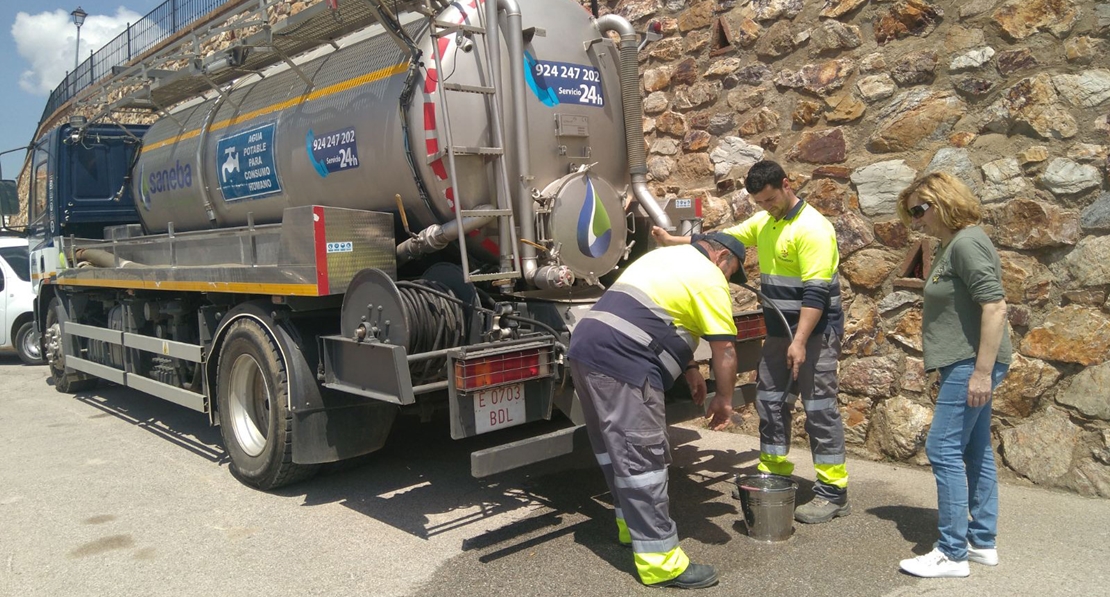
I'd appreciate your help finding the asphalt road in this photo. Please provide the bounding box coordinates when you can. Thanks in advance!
[1,353,1107,597]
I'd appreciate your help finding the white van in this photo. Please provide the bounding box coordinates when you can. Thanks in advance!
[0,235,44,365]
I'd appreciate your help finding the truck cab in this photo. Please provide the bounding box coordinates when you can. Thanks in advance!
[23,123,147,295]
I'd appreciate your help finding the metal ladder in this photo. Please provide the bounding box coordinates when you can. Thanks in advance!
[425,2,521,284]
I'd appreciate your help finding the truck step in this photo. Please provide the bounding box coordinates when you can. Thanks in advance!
[442,83,495,95]
[452,145,503,156]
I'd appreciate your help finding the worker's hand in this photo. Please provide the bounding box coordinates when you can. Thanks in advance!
[651,226,681,246]
[685,367,707,405]
[705,394,733,431]
[967,369,993,408]
[785,339,807,380]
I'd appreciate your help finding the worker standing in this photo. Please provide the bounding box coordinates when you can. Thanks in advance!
[653,160,849,524]
[567,233,745,589]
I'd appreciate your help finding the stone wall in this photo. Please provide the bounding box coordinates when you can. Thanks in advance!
[585,0,1110,497]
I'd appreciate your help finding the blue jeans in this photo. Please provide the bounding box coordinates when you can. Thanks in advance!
[925,358,1009,561]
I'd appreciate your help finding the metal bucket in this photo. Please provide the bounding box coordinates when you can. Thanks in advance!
[735,474,797,542]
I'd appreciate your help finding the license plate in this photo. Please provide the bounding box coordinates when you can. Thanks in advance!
[473,383,526,434]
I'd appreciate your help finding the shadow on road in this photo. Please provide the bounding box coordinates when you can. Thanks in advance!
[272,412,762,561]
[45,374,762,565]
[0,352,36,366]
[66,382,227,464]
[867,505,938,554]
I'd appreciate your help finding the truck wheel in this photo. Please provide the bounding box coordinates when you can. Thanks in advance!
[45,298,97,393]
[216,318,316,490]
[15,321,45,366]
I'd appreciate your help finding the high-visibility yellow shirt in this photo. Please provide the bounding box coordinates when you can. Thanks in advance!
[720,200,843,337]
[568,244,737,389]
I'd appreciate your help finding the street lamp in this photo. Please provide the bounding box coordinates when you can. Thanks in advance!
[71,7,87,75]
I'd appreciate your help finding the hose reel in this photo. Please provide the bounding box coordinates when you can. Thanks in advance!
[340,265,478,383]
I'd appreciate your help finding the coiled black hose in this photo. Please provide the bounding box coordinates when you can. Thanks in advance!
[396,280,467,383]
[396,281,567,350]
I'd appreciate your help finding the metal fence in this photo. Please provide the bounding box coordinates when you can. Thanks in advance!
[39,0,231,127]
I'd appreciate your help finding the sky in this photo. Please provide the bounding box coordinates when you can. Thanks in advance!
[0,1,161,181]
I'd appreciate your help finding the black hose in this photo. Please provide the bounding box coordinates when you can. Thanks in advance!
[396,280,466,383]
[740,283,792,344]
[396,281,567,352]
[591,0,599,18]
[740,282,795,399]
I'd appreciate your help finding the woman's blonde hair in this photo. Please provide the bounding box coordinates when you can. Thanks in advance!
[896,171,981,230]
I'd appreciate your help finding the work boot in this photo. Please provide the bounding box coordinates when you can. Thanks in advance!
[794,497,851,524]
[653,563,719,589]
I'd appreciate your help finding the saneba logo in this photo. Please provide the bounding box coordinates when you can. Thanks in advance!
[576,176,611,258]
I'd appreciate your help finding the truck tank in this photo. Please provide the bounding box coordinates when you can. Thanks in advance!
[135,0,631,282]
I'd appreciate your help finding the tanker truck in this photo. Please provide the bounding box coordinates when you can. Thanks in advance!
[14,0,765,490]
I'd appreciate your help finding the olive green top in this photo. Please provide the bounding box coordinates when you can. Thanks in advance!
[922,226,1012,372]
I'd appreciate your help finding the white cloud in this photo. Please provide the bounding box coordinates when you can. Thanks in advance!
[13,8,143,96]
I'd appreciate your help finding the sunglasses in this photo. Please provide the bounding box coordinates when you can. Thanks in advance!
[908,203,932,219]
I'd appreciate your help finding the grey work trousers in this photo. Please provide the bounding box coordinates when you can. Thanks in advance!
[569,360,681,556]
[755,329,848,501]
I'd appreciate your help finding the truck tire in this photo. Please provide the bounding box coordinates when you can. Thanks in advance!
[45,298,98,393]
[15,321,45,366]
[216,318,317,490]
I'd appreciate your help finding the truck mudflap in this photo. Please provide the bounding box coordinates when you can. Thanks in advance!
[208,303,397,467]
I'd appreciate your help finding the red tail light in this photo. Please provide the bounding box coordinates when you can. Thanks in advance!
[454,348,552,391]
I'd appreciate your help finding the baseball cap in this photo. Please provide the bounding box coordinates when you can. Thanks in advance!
[705,232,747,285]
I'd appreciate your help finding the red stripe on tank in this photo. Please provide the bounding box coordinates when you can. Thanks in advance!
[313,206,330,296]
[431,159,448,180]
[423,103,437,130]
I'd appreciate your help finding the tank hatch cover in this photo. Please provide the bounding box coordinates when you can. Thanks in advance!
[545,172,627,284]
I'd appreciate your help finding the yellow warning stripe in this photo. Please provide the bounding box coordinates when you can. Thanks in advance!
[142,61,410,154]
[57,277,322,296]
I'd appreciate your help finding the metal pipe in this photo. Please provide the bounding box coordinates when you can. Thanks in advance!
[395,206,498,264]
[75,248,144,268]
[412,380,450,394]
[406,347,457,362]
[530,264,575,290]
[493,0,540,282]
[483,0,517,278]
[595,15,674,231]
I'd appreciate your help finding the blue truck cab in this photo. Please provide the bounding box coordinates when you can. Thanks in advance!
[25,123,148,293]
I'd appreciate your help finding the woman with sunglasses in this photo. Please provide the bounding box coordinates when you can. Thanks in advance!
[894,172,1012,578]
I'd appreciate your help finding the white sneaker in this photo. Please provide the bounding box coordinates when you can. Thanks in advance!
[900,548,970,578]
[968,545,998,566]
[932,541,999,566]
